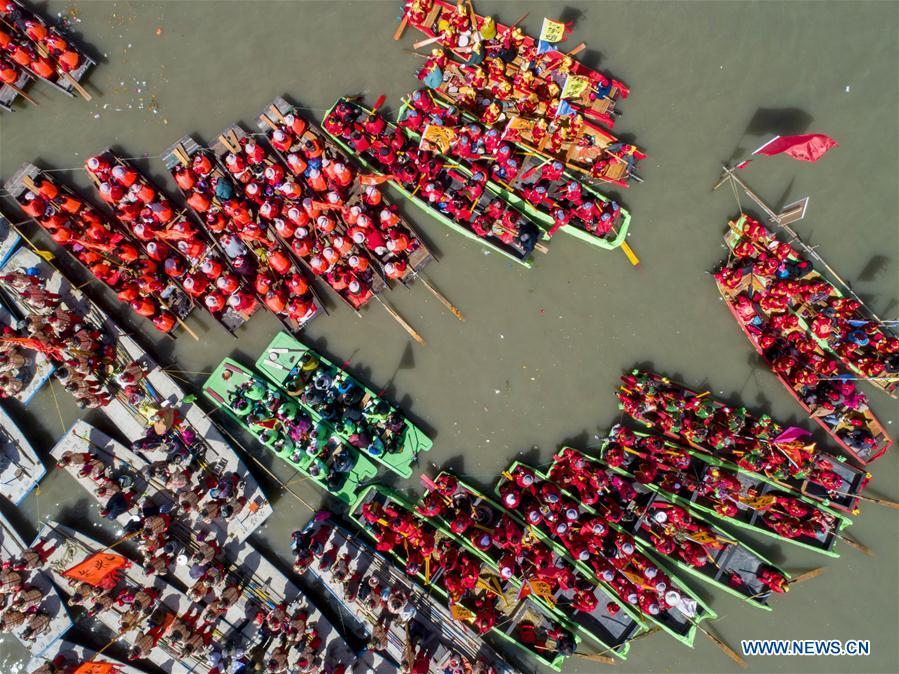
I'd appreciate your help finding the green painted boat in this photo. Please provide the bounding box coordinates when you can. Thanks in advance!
[254,331,432,478]
[323,98,537,268]
[397,96,631,252]
[497,462,717,647]
[421,472,644,658]
[597,427,851,557]
[547,449,791,610]
[349,484,573,671]
[202,358,378,505]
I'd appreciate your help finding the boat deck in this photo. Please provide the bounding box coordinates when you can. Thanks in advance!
[0,405,45,504]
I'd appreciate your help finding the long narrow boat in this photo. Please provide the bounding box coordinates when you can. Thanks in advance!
[723,216,898,397]
[618,369,871,514]
[0,0,94,98]
[298,511,517,673]
[542,451,792,608]
[0,511,72,656]
[401,0,629,128]
[0,254,55,405]
[84,148,258,337]
[714,220,891,464]
[0,403,44,504]
[214,122,388,313]
[259,96,435,284]
[495,465,717,647]
[418,472,644,657]
[37,521,227,673]
[27,639,146,674]
[398,92,631,250]
[349,484,576,671]
[595,426,851,556]
[324,97,542,267]
[0,61,32,112]
[203,358,378,505]
[4,163,195,336]
[255,331,432,478]
[161,135,324,333]
[0,211,21,263]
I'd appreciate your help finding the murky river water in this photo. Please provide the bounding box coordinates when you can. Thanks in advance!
[1,1,897,673]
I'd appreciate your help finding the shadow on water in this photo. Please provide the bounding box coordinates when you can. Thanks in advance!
[559,6,586,25]
[857,254,892,283]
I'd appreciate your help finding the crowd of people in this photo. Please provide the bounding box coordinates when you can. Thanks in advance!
[358,492,577,661]
[280,350,410,459]
[550,443,791,595]
[226,371,358,492]
[715,218,886,458]
[403,0,642,185]
[399,88,624,240]
[325,99,541,259]
[499,464,698,623]
[598,425,840,547]
[12,171,189,334]
[617,369,861,497]
[0,0,85,90]
[0,537,56,643]
[0,270,118,408]
[85,152,258,330]
[169,146,320,329]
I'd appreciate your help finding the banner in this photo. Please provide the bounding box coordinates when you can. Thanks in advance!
[450,602,476,622]
[752,134,838,162]
[537,17,568,54]
[73,663,123,674]
[560,74,591,101]
[739,494,777,510]
[63,552,129,587]
[528,579,555,606]
[420,124,458,154]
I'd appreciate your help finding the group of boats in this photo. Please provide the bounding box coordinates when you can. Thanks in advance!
[0,0,93,110]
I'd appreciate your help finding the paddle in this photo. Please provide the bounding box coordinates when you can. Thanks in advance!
[407,271,465,321]
[393,16,409,41]
[374,294,426,345]
[413,35,442,50]
[5,217,54,262]
[696,621,747,668]
[7,82,39,106]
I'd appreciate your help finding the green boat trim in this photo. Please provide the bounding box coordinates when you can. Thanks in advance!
[348,485,571,671]
[599,428,851,557]
[549,448,790,610]
[424,472,644,658]
[254,331,432,478]
[497,462,718,647]
[397,96,631,251]
[202,358,378,505]
[323,99,536,268]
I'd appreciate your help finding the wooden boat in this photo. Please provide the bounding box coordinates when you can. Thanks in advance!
[27,639,146,674]
[495,464,717,647]
[37,520,228,673]
[5,162,195,337]
[161,135,323,334]
[0,511,72,656]
[543,451,791,608]
[255,331,432,478]
[723,217,898,397]
[84,149,257,337]
[419,472,644,657]
[203,358,378,505]
[0,0,94,99]
[298,511,517,673]
[398,93,632,251]
[618,369,871,514]
[401,0,629,127]
[0,210,21,263]
[595,428,852,556]
[349,484,575,671]
[214,122,388,313]
[0,403,44,504]
[324,97,543,268]
[258,96,434,283]
[714,228,892,464]
[0,274,55,406]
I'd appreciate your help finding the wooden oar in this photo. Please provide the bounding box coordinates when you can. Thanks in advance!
[836,532,873,556]
[412,273,465,321]
[7,82,38,106]
[5,218,54,262]
[574,651,617,665]
[393,15,409,41]
[696,621,746,668]
[413,35,442,50]
[374,295,426,345]
[510,12,529,29]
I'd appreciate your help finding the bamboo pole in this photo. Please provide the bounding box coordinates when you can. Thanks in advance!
[8,82,38,106]
[393,16,409,41]
[375,295,426,345]
[416,274,465,321]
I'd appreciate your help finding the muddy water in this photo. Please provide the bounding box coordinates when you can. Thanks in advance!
[0,1,896,673]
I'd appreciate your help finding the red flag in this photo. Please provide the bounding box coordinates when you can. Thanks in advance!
[752,134,838,162]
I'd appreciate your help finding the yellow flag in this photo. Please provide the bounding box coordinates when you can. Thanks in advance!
[529,580,556,606]
[539,18,567,44]
[739,494,777,510]
[450,602,476,622]
[561,74,591,100]
[420,124,457,154]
